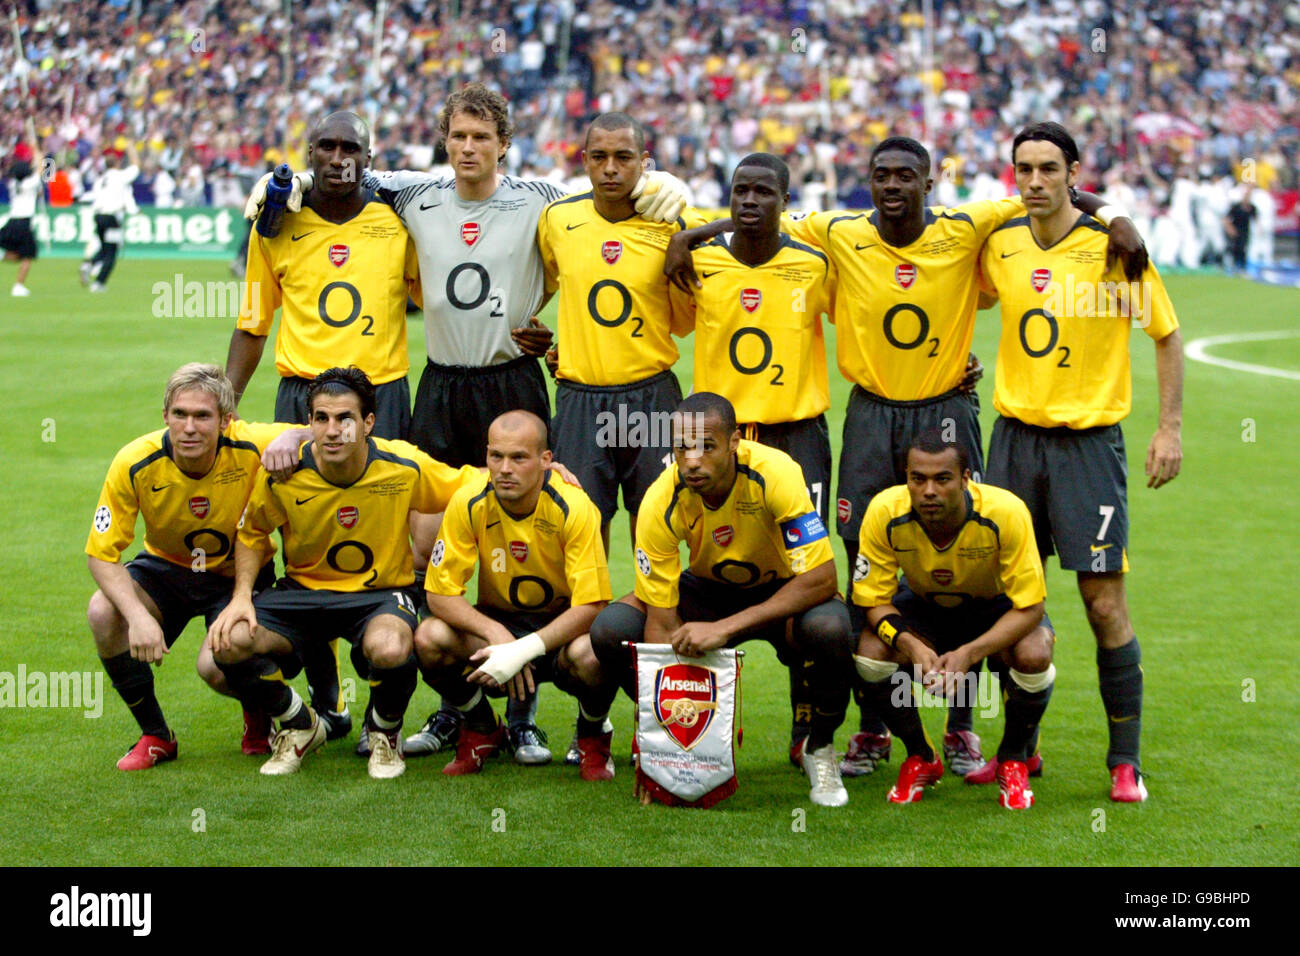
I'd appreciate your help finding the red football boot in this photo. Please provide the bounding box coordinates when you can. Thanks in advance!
[117,733,178,771]
[442,722,506,776]
[887,754,944,804]
[997,760,1035,810]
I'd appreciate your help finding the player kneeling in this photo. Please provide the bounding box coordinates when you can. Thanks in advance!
[414,412,615,778]
[207,367,478,778]
[852,431,1055,810]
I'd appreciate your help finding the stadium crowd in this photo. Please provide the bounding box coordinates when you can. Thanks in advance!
[2,0,1296,265]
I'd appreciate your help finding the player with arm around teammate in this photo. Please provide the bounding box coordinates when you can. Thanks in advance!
[566,393,857,807]
[977,122,1183,802]
[852,431,1055,809]
[206,367,479,779]
[86,364,309,769]
[414,411,617,779]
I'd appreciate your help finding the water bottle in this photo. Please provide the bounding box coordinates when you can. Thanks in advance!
[256,164,294,238]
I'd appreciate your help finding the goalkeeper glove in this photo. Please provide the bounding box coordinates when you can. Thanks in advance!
[242,170,314,221]
[631,169,690,223]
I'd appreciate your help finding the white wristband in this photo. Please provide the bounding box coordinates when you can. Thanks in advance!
[1093,204,1129,226]
[477,632,546,684]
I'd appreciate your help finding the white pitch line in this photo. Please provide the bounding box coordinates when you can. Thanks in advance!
[1184,330,1300,382]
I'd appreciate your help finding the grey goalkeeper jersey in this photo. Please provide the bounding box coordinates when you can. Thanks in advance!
[364,170,569,367]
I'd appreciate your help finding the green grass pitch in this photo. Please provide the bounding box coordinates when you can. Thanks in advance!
[1,258,1296,866]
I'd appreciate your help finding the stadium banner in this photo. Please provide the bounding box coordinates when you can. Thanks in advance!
[0,205,243,258]
[632,643,741,808]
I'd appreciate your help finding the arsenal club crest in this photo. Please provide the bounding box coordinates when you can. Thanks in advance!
[509,540,528,562]
[837,498,852,524]
[188,496,210,519]
[740,288,761,313]
[654,663,719,751]
[336,506,359,529]
[932,568,954,585]
[895,263,916,289]
[461,221,480,247]
[602,240,622,265]
[328,244,350,268]
[1031,268,1052,293]
[713,525,734,546]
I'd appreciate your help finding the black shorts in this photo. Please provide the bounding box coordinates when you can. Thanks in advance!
[742,415,832,526]
[985,416,1129,573]
[411,355,550,468]
[126,553,274,646]
[552,370,682,522]
[275,375,411,441]
[677,572,851,664]
[251,578,423,655]
[0,217,37,260]
[889,580,1054,655]
[474,604,564,685]
[836,385,984,541]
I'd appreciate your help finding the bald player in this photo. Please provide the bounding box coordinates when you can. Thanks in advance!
[415,411,616,779]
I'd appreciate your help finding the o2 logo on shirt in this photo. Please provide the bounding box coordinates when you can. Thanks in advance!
[93,505,112,533]
[635,547,651,577]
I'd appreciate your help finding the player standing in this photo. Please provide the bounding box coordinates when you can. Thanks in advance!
[2,123,42,297]
[852,432,1055,809]
[977,122,1183,802]
[85,364,307,768]
[667,137,1147,777]
[206,367,479,779]
[414,411,616,778]
[227,111,420,440]
[572,393,856,807]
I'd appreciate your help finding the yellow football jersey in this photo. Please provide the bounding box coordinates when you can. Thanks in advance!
[853,483,1046,611]
[239,196,420,384]
[86,420,295,575]
[635,440,834,608]
[538,194,707,385]
[426,471,612,614]
[239,437,478,590]
[980,214,1180,429]
[669,233,835,423]
[783,199,1024,399]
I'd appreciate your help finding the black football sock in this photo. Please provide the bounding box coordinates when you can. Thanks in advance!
[217,655,294,722]
[276,690,314,730]
[1098,638,1143,771]
[789,663,814,740]
[506,689,539,730]
[862,670,933,762]
[998,675,1054,763]
[367,655,418,727]
[303,638,341,713]
[852,679,889,735]
[943,661,980,735]
[101,652,169,739]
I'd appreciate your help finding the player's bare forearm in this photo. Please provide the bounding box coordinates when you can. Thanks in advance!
[716,560,836,641]
[1072,191,1106,216]
[88,556,153,625]
[665,219,730,292]
[962,603,1044,665]
[643,605,682,645]
[425,593,511,645]
[225,330,268,402]
[1148,329,1185,488]
[230,540,266,600]
[535,602,606,651]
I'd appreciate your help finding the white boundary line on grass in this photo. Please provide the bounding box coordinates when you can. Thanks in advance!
[1184,330,1300,382]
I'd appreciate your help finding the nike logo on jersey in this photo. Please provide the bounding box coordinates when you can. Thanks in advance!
[419,201,438,211]
[1090,543,1113,552]
[855,243,878,251]
[688,516,700,530]
[894,547,916,552]
[291,232,314,241]
[701,270,722,279]
[295,495,319,505]
[566,222,587,231]
[486,520,500,529]
[1000,250,1022,258]
[151,484,171,492]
